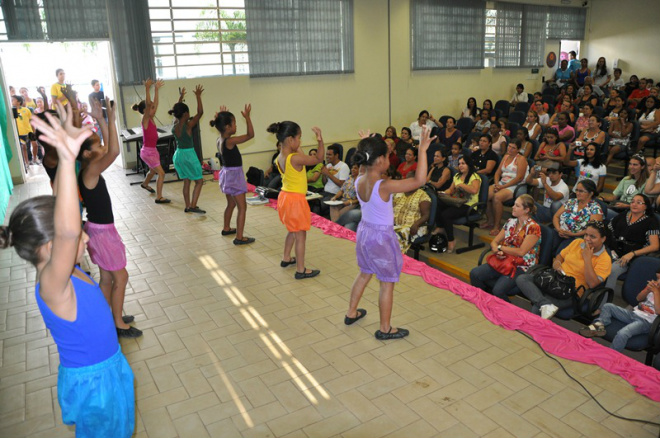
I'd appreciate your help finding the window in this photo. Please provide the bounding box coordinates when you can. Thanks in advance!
[484,9,496,62]
[245,0,354,78]
[411,0,485,70]
[148,0,248,79]
[547,6,587,40]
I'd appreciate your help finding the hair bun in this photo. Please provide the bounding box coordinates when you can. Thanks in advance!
[0,226,12,249]
[209,120,216,128]
[266,122,280,134]
[131,103,139,111]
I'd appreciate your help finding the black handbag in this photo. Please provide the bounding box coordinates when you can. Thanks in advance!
[532,267,582,300]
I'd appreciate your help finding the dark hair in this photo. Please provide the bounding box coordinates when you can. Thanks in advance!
[582,102,594,111]
[595,58,608,77]
[614,67,622,74]
[418,110,429,119]
[209,111,235,135]
[569,50,577,57]
[12,95,24,105]
[168,102,189,119]
[479,133,492,145]
[446,116,456,125]
[466,98,478,118]
[0,196,56,265]
[352,137,387,167]
[618,108,630,122]
[583,143,604,168]
[406,146,417,158]
[91,79,99,86]
[266,121,301,144]
[516,83,524,90]
[327,143,343,158]
[628,154,649,187]
[557,111,570,123]
[576,179,598,198]
[34,111,59,149]
[385,126,397,138]
[76,133,101,162]
[517,127,530,141]
[633,193,652,212]
[586,220,608,239]
[457,156,476,182]
[483,99,493,110]
[309,148,317,155]
[132,100,146,114]
[55,68,64,76]
[545,127,559,138]
[590,115,602,125]
[401,127,412,137]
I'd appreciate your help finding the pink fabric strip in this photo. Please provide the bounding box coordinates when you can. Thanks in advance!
[249,183,660,401]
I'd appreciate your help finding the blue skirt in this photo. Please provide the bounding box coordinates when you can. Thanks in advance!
[173,147,202,180]
[58,347,135,438]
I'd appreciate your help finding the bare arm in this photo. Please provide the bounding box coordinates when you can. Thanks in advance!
[381,126,434,195]
[225,104,254,149]
[290,127,325,169]
[188,85,204,129]
[500,233,541,258]
[87,99,119,177]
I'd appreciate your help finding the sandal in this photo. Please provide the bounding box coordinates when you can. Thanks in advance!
[578,322,606,338]
[140,184,155,194]
[375,326,409,340]
[344,308,367,325]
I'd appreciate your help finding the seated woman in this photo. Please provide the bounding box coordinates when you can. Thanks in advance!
[437,117,462,152]
[552,179,604,254]
[306,148,324,193]
[396,127,414,159]
[469,194,541,301]
[601,154,649,217]
[550,97,576,126]
[462,97,479,121]
[574,84,598,109]
[483,142,529,235]
[384,138,400,170]
[644,159,660,207]
[470,134,498,180]
[384,125,399,144]
[523,110,542,141]
[636,96,660,154]
[482,99,497,123]
[510,83,527,106]
[435,157,481,253]
[410,110,439,142]
[573,102,594,136]
[498,118,510,137]
[393,172,432,253]
[605,194,660,292]
[427,149,452,192]
[397,147,418,178]
[606,108,633,165]
[580,267,659,352]
[604,90,624,117]
[534,128,566,167]
[328,164,359,222]
[566,115,606,168]
[566,143,607,194]
[516,220,612,319]
[447,142,463,173]
[489,123,507,156]
[533,100,550,127]
[473,109,492,134]
[515,128,533,159]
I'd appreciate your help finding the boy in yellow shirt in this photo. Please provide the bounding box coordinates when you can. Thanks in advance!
[12,95,40,168]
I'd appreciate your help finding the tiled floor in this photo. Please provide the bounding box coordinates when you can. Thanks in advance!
[1,164,659,438]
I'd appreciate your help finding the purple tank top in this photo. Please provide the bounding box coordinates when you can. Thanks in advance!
[36,268,118,368]
[356,177,393,226]
[143,119,158,148]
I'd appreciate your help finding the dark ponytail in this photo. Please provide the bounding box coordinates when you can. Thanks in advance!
[267,121,301,144]
[0,196,56,265]
[352,137,387,166]
[210,111,235,134]
[168,102,189,119]
[132,100,146,115]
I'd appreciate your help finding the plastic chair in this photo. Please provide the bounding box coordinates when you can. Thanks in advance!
[542,94,556,108]
[454,174,489,254]
[602,256,660,363]
[514,102,530,114]
[345,147,356,166]
[509,111,526,126]
[495,100,511,116]
[410,185,438,260]
[456,118,475,141]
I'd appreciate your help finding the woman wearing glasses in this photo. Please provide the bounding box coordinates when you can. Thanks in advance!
[516,220,612,320]
[605,194,660,292]
[552,179,603,254]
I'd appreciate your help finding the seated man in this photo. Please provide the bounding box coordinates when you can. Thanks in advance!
[393,171,431,253]
[577,76,604,98]
[579,267,659,352]
[628,78,650,109]
[321,143,350,203]
[525,163,569,223]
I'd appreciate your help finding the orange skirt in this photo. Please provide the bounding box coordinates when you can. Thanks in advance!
[277,191,311,232]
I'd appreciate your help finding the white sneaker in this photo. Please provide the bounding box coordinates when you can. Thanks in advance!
[540,304,559,320]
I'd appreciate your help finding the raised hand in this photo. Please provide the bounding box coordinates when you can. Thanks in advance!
[31,112,92,163]
[88,97,104,121]
[241,103,251,119]
[104,97,116,121]
[358,129,372,139]
[219,105,227,113]
[61,84,78,108]
[418,125,436,153]
[144,78,154,89]
[311,126,323,142]
[155,79,164,89]
[193,85,204,97]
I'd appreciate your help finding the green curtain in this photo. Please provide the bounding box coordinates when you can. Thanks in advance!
[0,85,14,224]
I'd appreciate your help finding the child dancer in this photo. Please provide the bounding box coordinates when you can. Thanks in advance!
[170,85,205,213]
[345,126,433,340]
[1,113,135,438]
[77,98,142,338]
[211,104,255,244]
[133,78,170,204]
[269,121,324,279]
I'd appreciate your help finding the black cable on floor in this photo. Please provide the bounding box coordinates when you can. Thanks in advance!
[516,329,660,435]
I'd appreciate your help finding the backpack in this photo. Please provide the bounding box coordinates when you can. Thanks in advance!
[246,166,264,186]
[429,233,448,253]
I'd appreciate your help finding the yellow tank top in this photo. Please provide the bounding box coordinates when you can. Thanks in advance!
[277,153,307,194]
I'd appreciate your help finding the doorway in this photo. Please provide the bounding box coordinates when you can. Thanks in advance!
[0,40,119,179]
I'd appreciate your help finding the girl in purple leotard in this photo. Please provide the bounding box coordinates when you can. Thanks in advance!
[344,126,434,340]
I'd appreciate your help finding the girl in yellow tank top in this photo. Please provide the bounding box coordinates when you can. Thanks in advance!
[267,121,324,280]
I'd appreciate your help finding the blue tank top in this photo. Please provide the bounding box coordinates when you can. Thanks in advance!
[36,268,118,368]
[356,177,393,226]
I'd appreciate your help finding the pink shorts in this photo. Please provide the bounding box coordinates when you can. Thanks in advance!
[84,222,127,272]
[140,146,161,169]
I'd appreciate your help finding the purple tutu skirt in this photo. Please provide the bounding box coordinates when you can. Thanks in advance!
[140,146,161,169]
[356,220,402,282]
[219,166,247,196]
[84,222,127,272]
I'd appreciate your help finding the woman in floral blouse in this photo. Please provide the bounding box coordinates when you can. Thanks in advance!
[552,179,603,254]
[469,194,542,301]
[329,164,359,222]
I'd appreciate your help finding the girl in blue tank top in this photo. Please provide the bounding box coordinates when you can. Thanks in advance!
[344,127,434,340]
[1,114,135,438]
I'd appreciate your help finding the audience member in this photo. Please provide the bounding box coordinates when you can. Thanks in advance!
[483,142,529,235]
[574,102,594,136]
[490,123,507,156]
[437,117,462,151]
[393,171,432,253]
[604,88,623,114]
[321,144,350,199]
[306,148,324,193]
[510,83,527,106]
[546,59,572,89]
[567,51,580,74]
[575,84,598,109]
[470,134,498,180]
[573,58,591,88]
[535,127,566,167]
[385,138,400,170]
[552,179,603,253]
[19,87,35,110]
[470,194,541,301]
[397,127,414,158]
[427,149,452,192]
[636,96,660,153]
[397,147,418,178]
[628,78,649,109]
[473,109,492,134]
[610,68,625,91]
[515,128,533,159]
[384,126,399,144]
[264,142,283,189]
[567,143,607,194]
[606,109,633,165]
[482,99,497,123]
[533,100,550,127]
[624,75,640,98]
[601,154,649,216]
[569,116,606,165]
[526,164,569,223]
[410,110,439,142]
[523,110,542,141]
[578,76,604,98]
[549,98,575,126]
[516,220,611,319]
[462,97,479,121]
[50,68,68,109]
[555,112,576,144]
[328,164,359,222]
[592,57,611,90]
[447,142,463,172]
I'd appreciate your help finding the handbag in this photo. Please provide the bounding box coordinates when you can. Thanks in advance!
[486,253,524,278]
[532,267,581,300]
[437,192,468,207]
